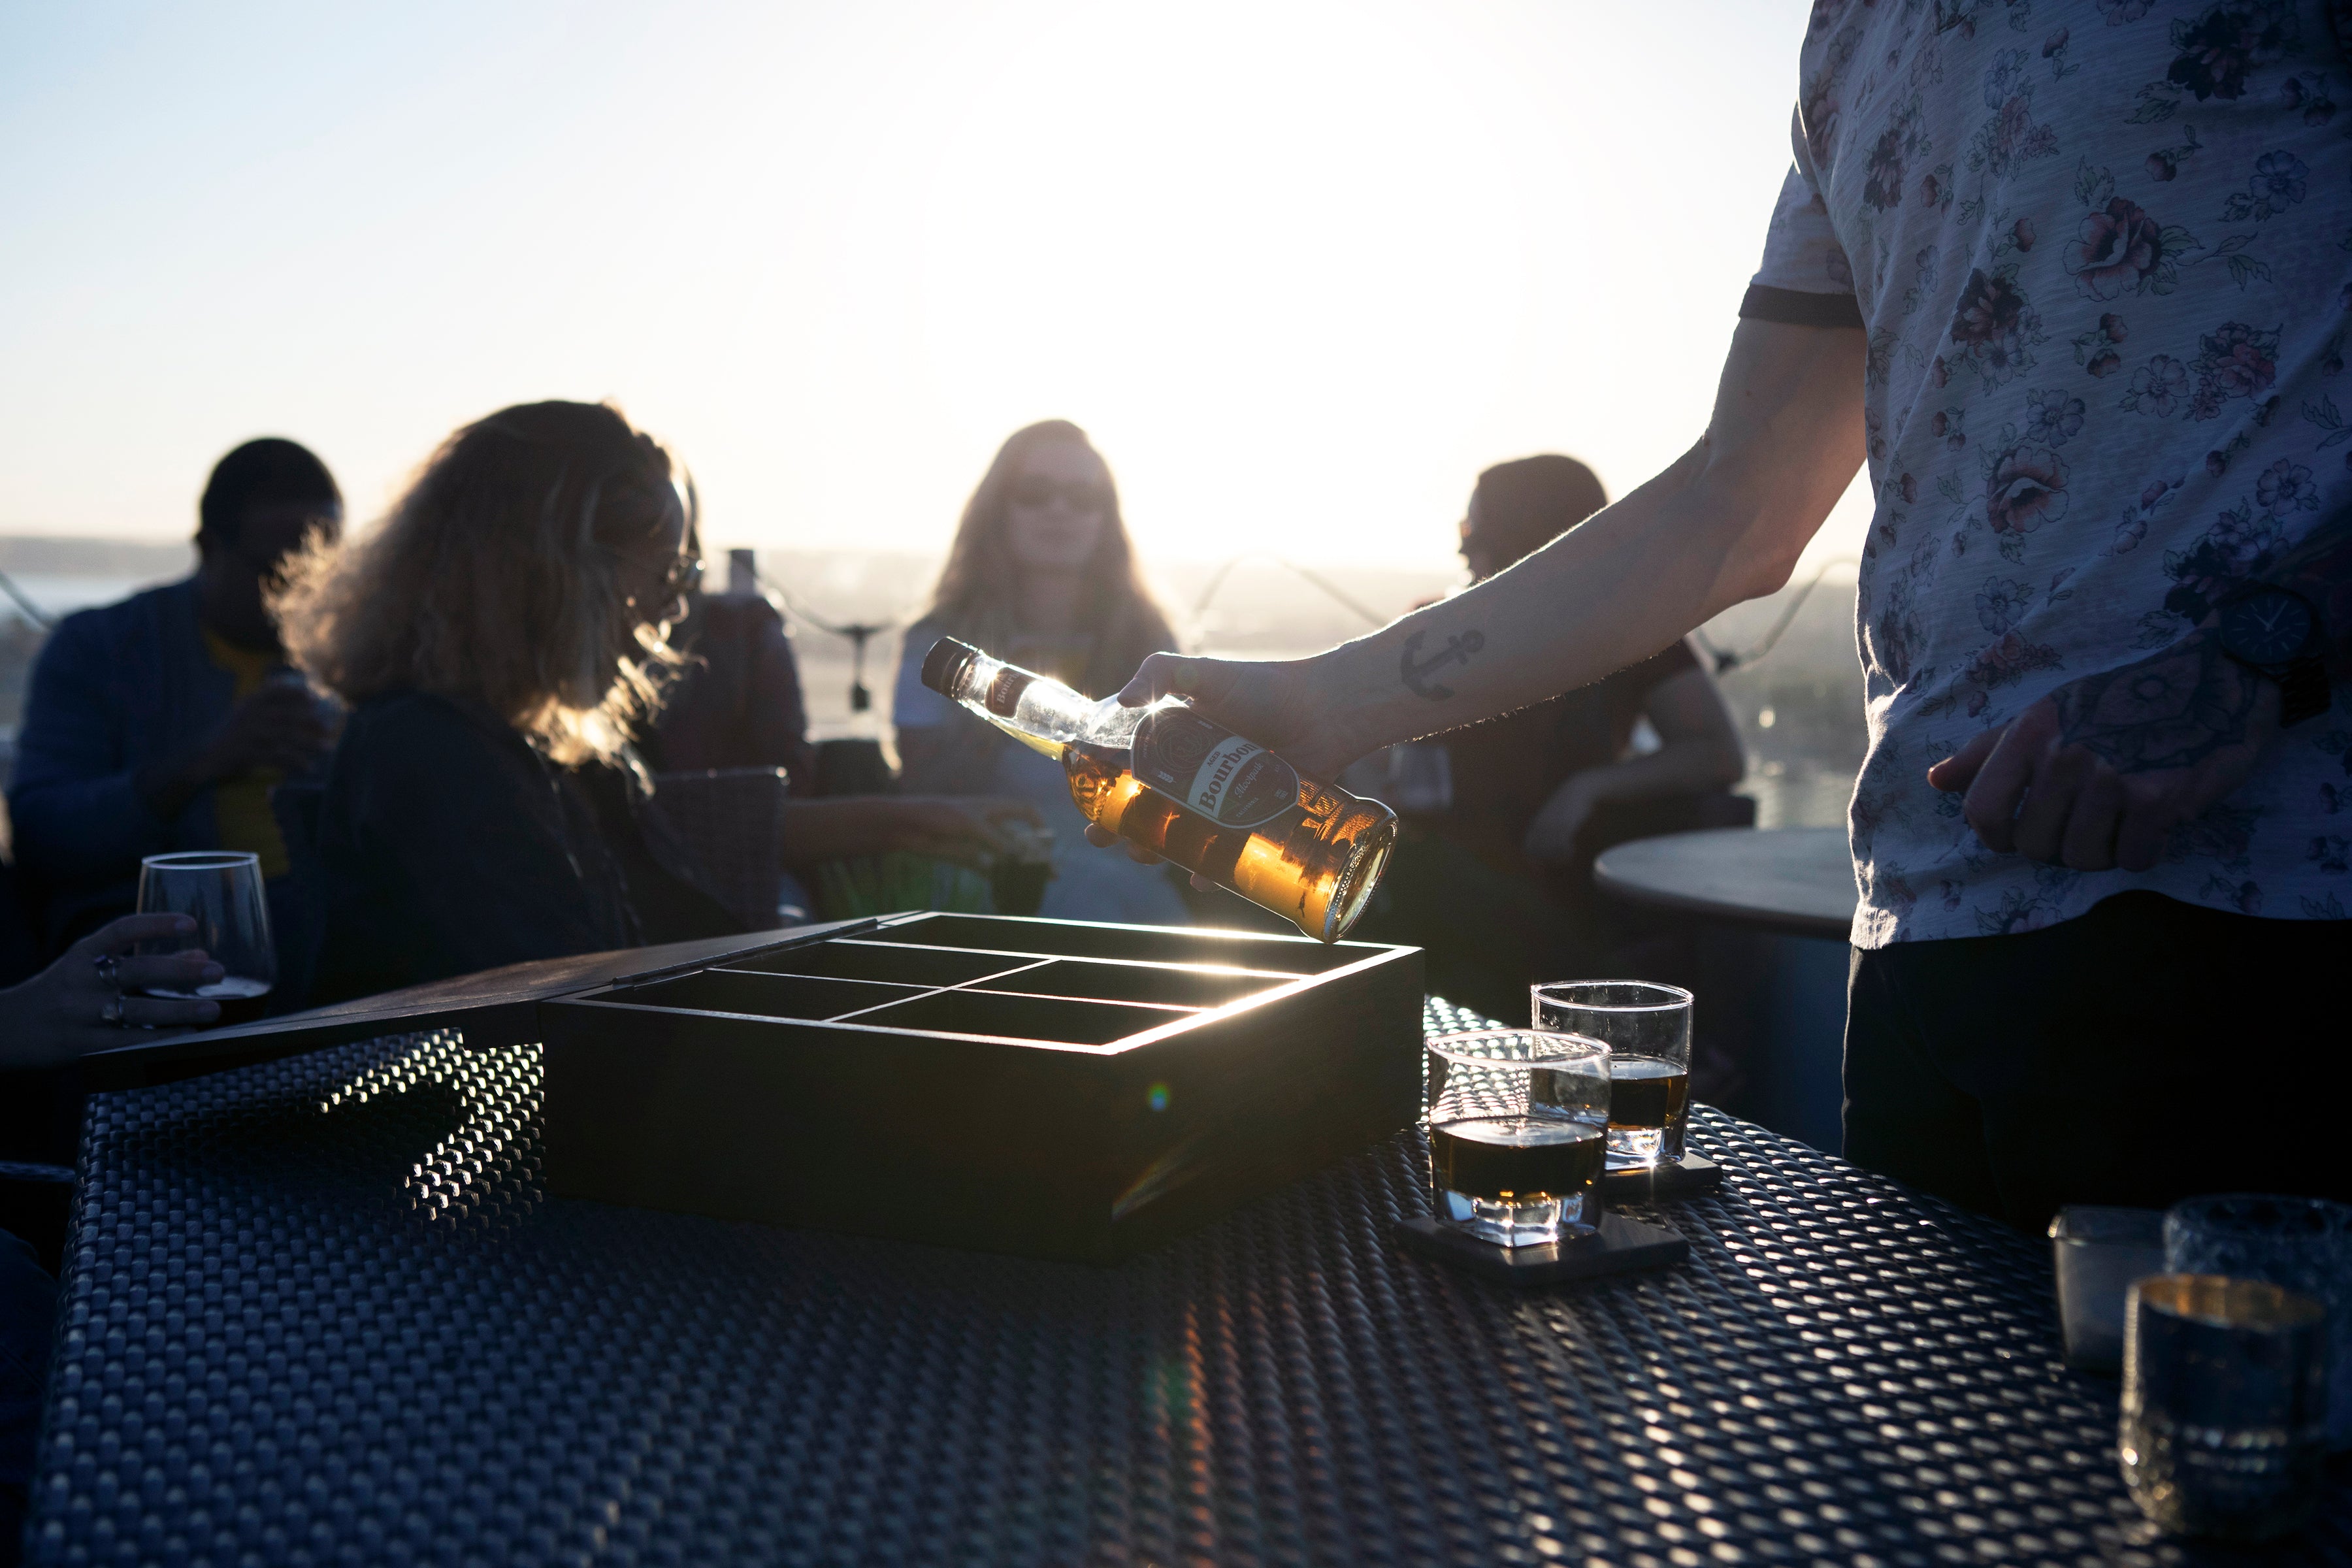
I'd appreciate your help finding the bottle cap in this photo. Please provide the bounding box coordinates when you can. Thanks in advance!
[920,636,980,696]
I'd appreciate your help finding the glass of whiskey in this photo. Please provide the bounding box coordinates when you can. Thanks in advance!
[1424,1029,1610,1248]
[2121,1275,2328,1541]
[1533,981,1691,1170]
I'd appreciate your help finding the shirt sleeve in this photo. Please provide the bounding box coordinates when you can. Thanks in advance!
[1742,106,1862,329]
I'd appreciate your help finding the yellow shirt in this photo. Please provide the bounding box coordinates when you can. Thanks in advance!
[199,629,291,879]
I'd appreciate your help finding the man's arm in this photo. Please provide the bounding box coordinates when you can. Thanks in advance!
[1931,505,2350,872]
[1112,319,1866,780]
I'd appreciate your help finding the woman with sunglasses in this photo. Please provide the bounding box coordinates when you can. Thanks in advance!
[277,401,1036,1003]
[892,420,1190,924]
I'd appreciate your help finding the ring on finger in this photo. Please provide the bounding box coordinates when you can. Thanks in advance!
[99,995,126,1027]
[93,953,122,991]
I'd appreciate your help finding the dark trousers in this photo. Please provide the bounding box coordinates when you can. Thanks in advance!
[1844,890,2351,1233]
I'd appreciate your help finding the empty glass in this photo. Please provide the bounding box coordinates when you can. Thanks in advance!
[2120,1275,2328,1541]
[2049,1205,2166,1373]
[136,851,275,1000]
[1425,1028,1610,1248]
[2164,1194,2352,1447]
[1532,981,1691,1168]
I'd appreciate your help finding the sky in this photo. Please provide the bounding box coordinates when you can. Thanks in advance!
[0,0,1869,574]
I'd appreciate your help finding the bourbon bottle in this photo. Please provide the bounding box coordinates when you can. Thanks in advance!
[920,637,1397,941]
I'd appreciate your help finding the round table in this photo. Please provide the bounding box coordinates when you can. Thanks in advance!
[1593,823,1855,939]
[1593,825,1855,1151]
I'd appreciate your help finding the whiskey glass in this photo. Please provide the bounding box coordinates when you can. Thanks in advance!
[1533,980,1691,1168]
[2164,1194,2352,1448]
[2121,1275,2328,1541]
[1425,1028,1610,1248]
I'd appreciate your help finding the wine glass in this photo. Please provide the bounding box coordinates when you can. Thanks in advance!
[135,851,275,1001]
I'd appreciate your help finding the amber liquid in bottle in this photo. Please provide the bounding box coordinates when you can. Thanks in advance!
[922,638,1397,941]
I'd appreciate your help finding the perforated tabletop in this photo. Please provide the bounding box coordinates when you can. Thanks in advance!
[27,999,2349,1566]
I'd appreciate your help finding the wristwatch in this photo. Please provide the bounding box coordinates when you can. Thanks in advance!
[2214,585,2331,727]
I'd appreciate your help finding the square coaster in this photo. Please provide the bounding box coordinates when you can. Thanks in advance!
[1392,1211,1688,1286]
[1601,1152,1723,1203]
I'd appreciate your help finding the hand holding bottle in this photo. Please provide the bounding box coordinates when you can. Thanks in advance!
[922,638,1396,940]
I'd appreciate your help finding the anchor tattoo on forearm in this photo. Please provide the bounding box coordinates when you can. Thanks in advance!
[1399,629,1486,701]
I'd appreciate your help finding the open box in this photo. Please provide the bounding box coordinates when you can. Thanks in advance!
[86,913,1426,1262]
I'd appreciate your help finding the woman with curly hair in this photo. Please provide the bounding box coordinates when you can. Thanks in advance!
[280,400,1032,1002]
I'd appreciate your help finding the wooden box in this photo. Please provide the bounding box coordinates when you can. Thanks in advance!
[88,913,1425,1263]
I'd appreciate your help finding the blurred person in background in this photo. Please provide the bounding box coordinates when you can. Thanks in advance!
[893,420,1191,924]
[279,401,1035,1004]
[639,578,817,786]
[7,438,343,965]
[638,574,821,921]
[1347,455,1746,1023]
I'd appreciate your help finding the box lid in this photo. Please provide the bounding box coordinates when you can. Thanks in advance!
[80,919,883,1089]
[82,911,1410,1088]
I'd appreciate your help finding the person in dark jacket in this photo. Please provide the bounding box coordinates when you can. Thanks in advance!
[276,400,1035,1004]
[6,440,342,968]
[1345,455,1747,1022]
[640,589,817,784]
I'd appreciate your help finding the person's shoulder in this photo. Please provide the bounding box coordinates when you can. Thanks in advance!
[891,620,955,727]
[42,576,198,649]
[342,689,521,759]
[330,691,544,821]
[893,618,949,682]
[687,593,787,644]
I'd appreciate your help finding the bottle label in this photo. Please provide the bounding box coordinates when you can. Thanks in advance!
[1131,709,1302,830]
[985,667,1034,718]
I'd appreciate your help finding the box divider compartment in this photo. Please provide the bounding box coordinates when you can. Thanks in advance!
[858,913,1368,973]
[962,958,1283,1009]
[526,911,1428,1263]
[615,970,941,1023]
[837,988,1199,1047]
[711,941,1045,988]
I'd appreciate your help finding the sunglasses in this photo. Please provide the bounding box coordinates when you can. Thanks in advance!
[1008,474,1111,512]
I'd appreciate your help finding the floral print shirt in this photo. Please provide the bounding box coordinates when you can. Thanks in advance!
[1752,0,2352,945]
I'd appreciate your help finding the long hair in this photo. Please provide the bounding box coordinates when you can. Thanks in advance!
[274,400,693,766]
[923,420,1177,697]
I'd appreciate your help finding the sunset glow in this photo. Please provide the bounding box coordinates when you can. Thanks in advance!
[0,1,1867,573]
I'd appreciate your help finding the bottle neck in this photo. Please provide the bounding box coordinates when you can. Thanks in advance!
[936,645,1107,749]
[924,634,1166,757]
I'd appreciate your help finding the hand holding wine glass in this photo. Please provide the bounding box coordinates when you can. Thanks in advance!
[135,851,276,1003]
[0,915,223,1068]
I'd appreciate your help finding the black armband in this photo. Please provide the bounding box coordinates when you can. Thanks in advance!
[1739,284,1864,330]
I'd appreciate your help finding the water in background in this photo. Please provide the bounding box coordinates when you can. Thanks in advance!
[0,540,1866,836]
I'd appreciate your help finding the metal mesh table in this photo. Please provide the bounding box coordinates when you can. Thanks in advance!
[27,1000,2349,1566]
